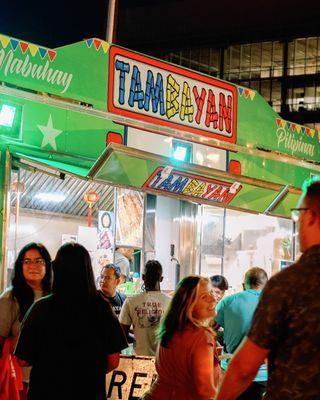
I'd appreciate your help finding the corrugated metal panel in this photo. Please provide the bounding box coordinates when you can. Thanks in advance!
[11,168,114,217]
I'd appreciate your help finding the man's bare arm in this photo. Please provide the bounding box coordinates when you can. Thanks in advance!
[216,337,269,400]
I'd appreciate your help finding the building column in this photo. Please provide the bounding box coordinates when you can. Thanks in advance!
[281,40,289,115]
[219,47,225,79]
[0,149,11,291]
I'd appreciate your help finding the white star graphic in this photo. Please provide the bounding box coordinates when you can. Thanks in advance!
[37,115,62,151]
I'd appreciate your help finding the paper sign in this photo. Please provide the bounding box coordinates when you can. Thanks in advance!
[106,355,156,400]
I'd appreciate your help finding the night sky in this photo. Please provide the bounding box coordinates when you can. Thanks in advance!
[1,0,320,52]
[0,0,109,48]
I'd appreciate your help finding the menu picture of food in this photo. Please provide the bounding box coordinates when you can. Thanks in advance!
[98,229,112,249]
[98,211,114,250]
[116,188,144,248]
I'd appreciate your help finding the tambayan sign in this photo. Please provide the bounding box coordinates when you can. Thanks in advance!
[143,166,242,205]
[108,46,237,144]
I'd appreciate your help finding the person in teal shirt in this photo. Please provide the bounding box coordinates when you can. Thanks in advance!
[215,267,268,400]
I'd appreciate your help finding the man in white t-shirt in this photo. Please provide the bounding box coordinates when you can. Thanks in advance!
[119,260,170,356]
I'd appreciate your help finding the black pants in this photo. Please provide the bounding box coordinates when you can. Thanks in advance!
[236,381,267,400]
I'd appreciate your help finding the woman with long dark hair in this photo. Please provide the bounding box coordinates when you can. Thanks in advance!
[15,242,127,400]
[0,242,52,335]
[0,242,52,388]
[144,275,220,400]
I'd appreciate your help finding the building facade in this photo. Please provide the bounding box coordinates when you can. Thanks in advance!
[152,37,320,130]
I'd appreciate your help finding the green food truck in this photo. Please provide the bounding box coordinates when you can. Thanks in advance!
[0,33,319,296]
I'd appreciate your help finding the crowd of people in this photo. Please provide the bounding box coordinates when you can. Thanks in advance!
[0,180,319,399]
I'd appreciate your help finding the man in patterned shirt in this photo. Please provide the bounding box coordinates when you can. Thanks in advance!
[216,180,320,400]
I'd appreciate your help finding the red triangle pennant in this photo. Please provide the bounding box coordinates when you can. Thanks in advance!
[47,50,57,62]
[276,118,281,127]
[306,127,310,136]
[291,124,296,131]
[244,89,250,98]
[19,41,28,54]
[93,39,101,50]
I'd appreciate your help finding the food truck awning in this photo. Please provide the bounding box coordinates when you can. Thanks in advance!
[88,143,302,218]
[10,144,302,218]
[11,150,93,179]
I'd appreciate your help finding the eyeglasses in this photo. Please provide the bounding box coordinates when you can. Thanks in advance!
[290,207,309,222]
[22,258,46,266]
[100,275,116,282]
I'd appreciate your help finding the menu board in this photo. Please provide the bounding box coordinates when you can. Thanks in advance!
[116,188,144,248]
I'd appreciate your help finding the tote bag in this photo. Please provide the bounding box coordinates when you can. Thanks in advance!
[0,338,23,400]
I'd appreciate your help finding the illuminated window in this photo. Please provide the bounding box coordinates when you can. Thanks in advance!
[0,105,16,127]
[172,141,192,163]
[0,101,22,140]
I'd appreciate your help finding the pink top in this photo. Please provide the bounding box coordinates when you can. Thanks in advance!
[145,324,220,400]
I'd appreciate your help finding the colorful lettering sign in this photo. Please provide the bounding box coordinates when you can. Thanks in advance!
[275,118,316,158]
[108,46,237,144]
[143,167,242,204]
[0,34,110,109]
[0,37,72,94]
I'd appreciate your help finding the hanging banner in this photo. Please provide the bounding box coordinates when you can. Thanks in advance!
[108,46,237,144]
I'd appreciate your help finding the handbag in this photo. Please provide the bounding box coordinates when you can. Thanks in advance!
[0,338,23,400]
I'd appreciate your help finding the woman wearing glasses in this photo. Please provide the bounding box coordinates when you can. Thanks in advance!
[15,242,128,400]
[0,242,52,397]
